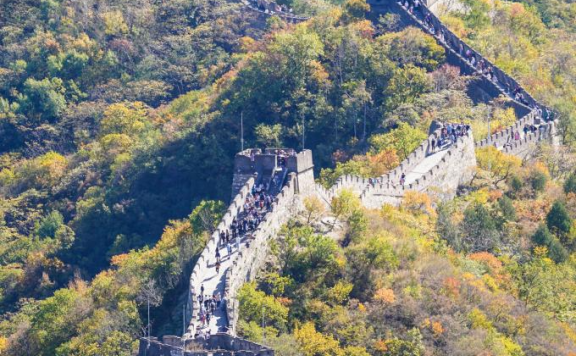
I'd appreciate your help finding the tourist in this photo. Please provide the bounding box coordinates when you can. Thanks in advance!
[227,242,232,257]
[400,173,406,186]
[431,138,436,152]
[514,131,520,140]
[215,248,221,263]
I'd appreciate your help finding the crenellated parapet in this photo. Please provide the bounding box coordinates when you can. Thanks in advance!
[224,173,299,334]
[186,177,256,338]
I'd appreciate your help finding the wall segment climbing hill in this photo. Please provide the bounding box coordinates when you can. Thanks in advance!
[151,1,563,353]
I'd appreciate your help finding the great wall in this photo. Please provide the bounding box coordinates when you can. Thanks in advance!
[138,0,560,354]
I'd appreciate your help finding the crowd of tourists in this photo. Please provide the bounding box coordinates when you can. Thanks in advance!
[196,178,281,335]
[430,122,470,153]
[502,123,547,149]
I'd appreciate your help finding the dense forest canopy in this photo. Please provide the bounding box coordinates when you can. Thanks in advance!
[0,0,575,354]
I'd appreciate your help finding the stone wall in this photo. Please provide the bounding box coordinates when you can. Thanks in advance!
[174,0,562,349]
[501,122,557,158]
[186,177,256,337]
[138,334,273,356]
[359,132,476,208]
[224,174,299,334]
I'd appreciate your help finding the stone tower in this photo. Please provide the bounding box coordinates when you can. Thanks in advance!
[231,148,315,199]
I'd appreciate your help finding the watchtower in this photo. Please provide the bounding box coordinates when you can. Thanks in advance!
[231,148,315,199]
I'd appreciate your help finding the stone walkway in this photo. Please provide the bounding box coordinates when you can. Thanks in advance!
[195,240,236,335]
[194,194,278,336]
[404,145,450,186]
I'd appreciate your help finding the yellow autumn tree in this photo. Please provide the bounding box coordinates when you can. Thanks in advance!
[19,151,68,188]
[401,191,436,217]
[294,322,344,356]
[476,146,522,186]
[100,102,148,137]
[374,288,396,305]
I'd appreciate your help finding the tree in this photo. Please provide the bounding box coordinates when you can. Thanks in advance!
[238,282,289,331]
[303,196,326,224]
[476,146,521,186]
[294,322,344,356]
[546,200,571,236]
[530,170,548,192]
[369,123,427,160]
[531,225,568,263]
[378,28,446,71]
[564,172,576,194]
[100,102,148,137]
[18,78,66,121]
[498,196,516,221]
[255,123,283,148]
[35,211,64,239]
[189,200,226,236]
[532,224,554,247]
[331,189,361,226]
[383,64,431,110]
[381,328,425,356]
[460,203,500,252]
[344,0,370,20]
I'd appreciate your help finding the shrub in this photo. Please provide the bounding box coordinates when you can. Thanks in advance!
[546,200,571,235]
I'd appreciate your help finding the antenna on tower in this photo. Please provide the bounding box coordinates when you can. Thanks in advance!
[241,111,245,151]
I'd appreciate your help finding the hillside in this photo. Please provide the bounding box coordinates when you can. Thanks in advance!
[0,0,575,354]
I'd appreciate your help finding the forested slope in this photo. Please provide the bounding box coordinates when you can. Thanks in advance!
[0,0,575,354]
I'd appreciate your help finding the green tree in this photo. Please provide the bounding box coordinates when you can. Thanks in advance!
[383,328,425,356]
[546,200,571,235]
[383,64,431,110]
[531,225,568,263]
[530,170,547,192]
[189,200,226,236]
[344,0,370,20]
[255,123,283,148]
[564,171,576,194]
[18,78,66,121]
[460,203,500,252]
[498,196,516,221]
[238,282,289,330]
[35,211,64,239]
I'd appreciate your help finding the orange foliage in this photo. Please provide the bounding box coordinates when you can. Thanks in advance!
[514,199,549,223]
[374,340,388,352]
[277,297,293,307]
[374,288,396,304]
[468,252,503,273]
[352,20,375,38]
[401,191,436,216]
[488,189,503,202]
[239,36,256,52]
[367,149,399,175]
[432,321,444,336]
[443,277,460,298]
[332,149,350,164]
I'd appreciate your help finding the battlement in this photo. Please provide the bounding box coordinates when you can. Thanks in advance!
[138,334,273,356]
[232,149,314,198]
